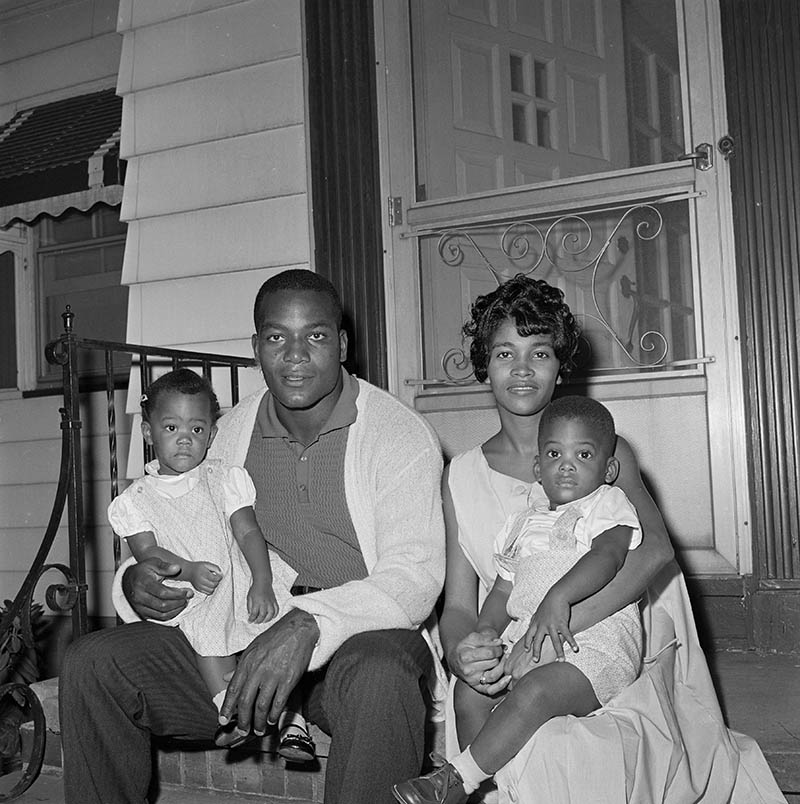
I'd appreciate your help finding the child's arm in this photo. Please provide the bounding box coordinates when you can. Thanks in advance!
[126,532,222,595]
[229,506,278,623]
[524,524,632,661]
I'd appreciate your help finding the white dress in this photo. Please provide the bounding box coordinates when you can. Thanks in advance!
[494,484,643,704]
[445,445,784,803]
[108,458,293,656]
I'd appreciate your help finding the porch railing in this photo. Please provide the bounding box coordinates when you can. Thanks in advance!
[0,307,255,799]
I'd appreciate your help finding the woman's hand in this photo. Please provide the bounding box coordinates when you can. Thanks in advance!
[450,628,510,695]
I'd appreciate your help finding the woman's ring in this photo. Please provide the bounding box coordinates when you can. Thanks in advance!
[479,672,487,685]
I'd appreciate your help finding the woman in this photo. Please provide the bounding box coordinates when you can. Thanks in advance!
[436,275,784,804]
[441,275,673,695]
[439,275,674,800]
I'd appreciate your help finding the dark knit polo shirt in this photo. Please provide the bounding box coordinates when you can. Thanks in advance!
[244,371,368,589]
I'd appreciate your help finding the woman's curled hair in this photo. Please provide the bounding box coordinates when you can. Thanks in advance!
[462,274,580,383]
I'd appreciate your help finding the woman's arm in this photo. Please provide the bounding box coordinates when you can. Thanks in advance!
[439,466,505,691]
[476,577,513,636]
[567,436,673,633]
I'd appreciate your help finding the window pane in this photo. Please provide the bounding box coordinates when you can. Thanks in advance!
[419,200,696,381]
[36,206,129,382]
[412,0,682,201]
[0,250,17,388]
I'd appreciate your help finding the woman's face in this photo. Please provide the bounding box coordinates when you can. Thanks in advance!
[485,318,561,417]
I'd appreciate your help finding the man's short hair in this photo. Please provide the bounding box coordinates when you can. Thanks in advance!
[140,368,221,423]
[253,269,343,331]
[539,395,616,455]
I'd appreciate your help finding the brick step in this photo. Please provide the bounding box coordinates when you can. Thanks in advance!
[21,677,330,803]
[21,722,328,803]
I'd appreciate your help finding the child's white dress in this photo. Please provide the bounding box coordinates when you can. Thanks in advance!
[494,484,643,704]
[108,457,292,656]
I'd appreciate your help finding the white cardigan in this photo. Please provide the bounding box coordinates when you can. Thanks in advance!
[112,379,446,673]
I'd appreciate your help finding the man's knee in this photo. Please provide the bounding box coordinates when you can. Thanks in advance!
[338,630,429,676]
[61,630,110,690]
[327,629,430,699]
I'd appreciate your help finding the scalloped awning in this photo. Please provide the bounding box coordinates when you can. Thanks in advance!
[0,88,125,227]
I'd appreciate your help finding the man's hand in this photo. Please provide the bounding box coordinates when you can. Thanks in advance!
[220,608,319,736]
[122,557,192,621]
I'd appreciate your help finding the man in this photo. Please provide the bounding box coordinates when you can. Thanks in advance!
[59,269,445,804]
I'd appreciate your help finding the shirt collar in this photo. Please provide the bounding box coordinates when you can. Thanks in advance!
[256,368,359,442]
[144,459,203,482]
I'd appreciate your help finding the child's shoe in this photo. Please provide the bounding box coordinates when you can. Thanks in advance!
[392,762,468,804]
[277,721,316,763]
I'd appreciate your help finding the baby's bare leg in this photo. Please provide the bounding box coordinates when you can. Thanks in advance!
[469,662,599,774]
[195,654,237,701]
[453,677,502,750]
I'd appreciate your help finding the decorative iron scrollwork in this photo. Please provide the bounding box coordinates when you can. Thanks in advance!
[435,202,674,381]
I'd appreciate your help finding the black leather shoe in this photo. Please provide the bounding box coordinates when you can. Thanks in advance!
[277,724,316,764]
[392,762,468,804]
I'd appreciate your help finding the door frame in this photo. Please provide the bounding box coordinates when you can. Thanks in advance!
[373,0,751,575]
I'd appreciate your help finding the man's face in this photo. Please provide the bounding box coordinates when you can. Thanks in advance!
[252,289,347,419]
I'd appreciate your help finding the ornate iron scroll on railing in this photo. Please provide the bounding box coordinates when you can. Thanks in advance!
[0,308,255,799]
[427,202,688,386]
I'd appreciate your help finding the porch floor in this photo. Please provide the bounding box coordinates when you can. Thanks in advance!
[8,649,799,803]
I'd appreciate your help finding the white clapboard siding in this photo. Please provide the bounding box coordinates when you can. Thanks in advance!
[121,57,304,155]
[0,433,132,487]
[0,34,121,113]
[122,196,310,283]
[117,0,243,30]
[0,0,118,64]
[117,0,301,93]
[121,127,306,219]
[124,267,302,346]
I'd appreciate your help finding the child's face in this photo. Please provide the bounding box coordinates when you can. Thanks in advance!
[141,392,217,476]
[534,417,618,507]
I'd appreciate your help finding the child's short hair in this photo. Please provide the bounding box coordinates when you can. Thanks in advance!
[462,274,580,383]
[539,395,616,455]
[253,269,343,332]
[140,368,221,423]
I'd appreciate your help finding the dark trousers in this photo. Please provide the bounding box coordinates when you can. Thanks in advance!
[60,621,432,804]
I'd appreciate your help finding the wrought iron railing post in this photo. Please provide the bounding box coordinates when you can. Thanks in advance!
[59,307,89,639]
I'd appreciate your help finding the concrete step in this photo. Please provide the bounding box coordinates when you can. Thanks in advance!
[707,650,800,796]
[8,650,798,801]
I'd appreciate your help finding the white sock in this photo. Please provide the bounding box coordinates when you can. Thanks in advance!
[279,708,307,732]
[212,689,226,713]
[450,746,490,794]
